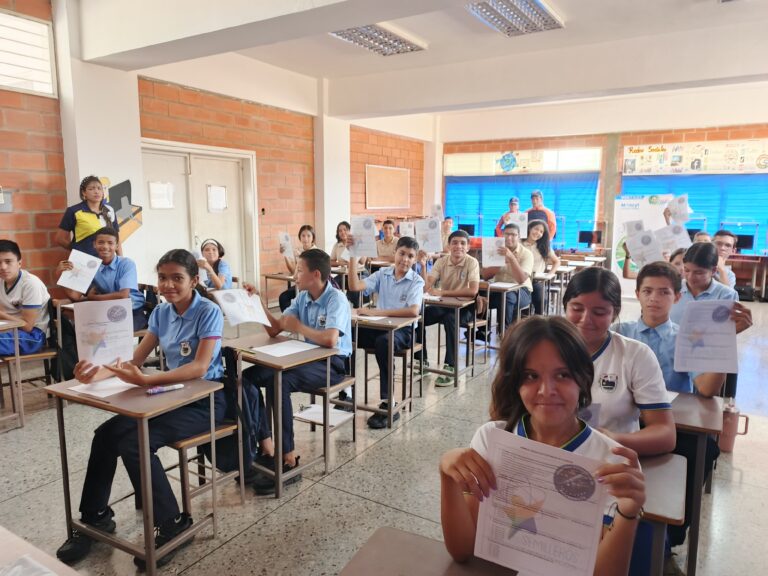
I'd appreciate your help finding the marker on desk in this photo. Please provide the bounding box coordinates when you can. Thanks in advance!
[146,384,185,395]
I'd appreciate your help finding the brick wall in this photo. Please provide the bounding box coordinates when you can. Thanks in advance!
[0,0,67,288]
[350,126,424,218]
[138,77,315,297]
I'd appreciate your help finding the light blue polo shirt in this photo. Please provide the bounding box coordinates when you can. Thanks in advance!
[147,290,224,380]
[670,279,738,324]
[91,255,145,311]
[714,266,736,289]
[284,281,352,357]
[613,318,694,393]
[362,266,424,313]
[204,259,233,290]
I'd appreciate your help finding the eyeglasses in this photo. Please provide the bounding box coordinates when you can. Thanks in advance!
[713,241,734,249]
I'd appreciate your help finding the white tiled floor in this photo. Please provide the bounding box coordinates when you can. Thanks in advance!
[0,300,765,575]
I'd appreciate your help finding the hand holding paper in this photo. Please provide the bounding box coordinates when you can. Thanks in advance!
[482,237,506,267]
[674,300,738,373]
[57,249,102,294]
[212,289,270,327]
[74,299,135,367]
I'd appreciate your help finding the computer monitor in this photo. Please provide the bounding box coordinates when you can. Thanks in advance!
[578,230,602,245]
[457,224,475,236]
[735,234,755,251]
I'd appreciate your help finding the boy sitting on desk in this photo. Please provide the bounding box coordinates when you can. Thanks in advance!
[243,248,352,494]
[57,227,147,331]
[0,239,50,356]
[347,236,424,429]
[416,229,479,386]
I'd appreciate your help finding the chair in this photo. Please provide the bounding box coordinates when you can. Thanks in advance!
[307,372,357,473]
[433,290,488,380]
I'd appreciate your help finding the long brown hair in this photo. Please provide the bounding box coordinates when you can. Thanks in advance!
[490,316,594,430]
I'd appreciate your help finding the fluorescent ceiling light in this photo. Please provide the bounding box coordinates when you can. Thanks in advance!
[467,0,564,37]
[329,24,425,56]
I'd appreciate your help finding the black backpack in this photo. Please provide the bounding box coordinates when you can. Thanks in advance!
[201,346,261,472]
[48,300,78,382]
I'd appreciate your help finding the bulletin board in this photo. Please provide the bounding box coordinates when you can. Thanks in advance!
[365,165,410,209]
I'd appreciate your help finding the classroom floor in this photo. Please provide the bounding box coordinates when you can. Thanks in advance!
[0,299,765,575]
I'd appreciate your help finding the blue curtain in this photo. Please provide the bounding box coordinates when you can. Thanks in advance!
[444,172,600,249]
[622,174,768,254]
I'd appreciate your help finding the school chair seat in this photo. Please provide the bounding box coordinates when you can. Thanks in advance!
[359,340,423,407]
[306,375,357,474]
[0,348,58,410]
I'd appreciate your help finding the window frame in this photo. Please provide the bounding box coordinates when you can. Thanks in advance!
[0,8,58,99]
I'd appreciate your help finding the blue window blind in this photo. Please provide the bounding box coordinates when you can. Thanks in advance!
[444,172,600,249]
[621,174,768,254]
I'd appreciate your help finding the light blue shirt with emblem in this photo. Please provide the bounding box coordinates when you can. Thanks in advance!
[714,266,736,289]
[284,281,352,357]
[362,266,424,317]
[613,318,695,393]
[91,255,145,311]
[147,290,224,380]
[204,259,233,290]
[670,279,738,324]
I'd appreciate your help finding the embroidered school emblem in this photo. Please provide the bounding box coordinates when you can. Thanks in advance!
[599,374,618,392]
[318,314,327,328]
[180,341,192,357]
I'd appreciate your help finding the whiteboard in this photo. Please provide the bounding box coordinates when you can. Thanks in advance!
[365,165,410,210]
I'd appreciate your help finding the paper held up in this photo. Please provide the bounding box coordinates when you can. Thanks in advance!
[350,216,379,258]
[415,217,443,253]
[674,300,738,374]
[57,249,102,294]
[482,237,507,267]
[74,299,134,367]
[212,289,270,327]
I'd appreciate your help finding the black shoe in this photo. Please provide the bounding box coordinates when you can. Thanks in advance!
[253,457,302,495]
[475,328,487,341]
[334,390,354,412]
[367,402,400,430]
[56,507,116,564]
[134,513,194,571]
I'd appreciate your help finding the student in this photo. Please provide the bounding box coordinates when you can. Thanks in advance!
[692,230,711,243]
[418,230,479,386]
[670,242,739,324]
[494,196,520,237]
[58,227,147,331]
[562,267,676,456]
[439,316,645,574]
[347,237,424,429]
[242,249,352,494]
[278,224,317,311]
[376,219,398,261]
[668,247,685,276]
[478,223,533,339]
[56,176,120,258]
[329,221,351,266]
[197,238,233,290]
[56,249,227,568]
[441,216,454,253]
[712,229,737,288]
[522,219,561,314]
[526,190,557,238]
[0,240,50,355]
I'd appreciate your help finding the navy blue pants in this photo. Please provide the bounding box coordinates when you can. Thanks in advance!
[489,287,531,329]
[132,308,148,332]
[355,326,412,401]
[243,355,347,454]
[417,306,474,368]
[79,393,225,526]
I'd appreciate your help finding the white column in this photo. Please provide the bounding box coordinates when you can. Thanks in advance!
[423,115,443,215]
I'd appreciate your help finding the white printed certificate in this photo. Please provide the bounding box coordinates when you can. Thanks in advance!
[57,249,102,294]
[212,289,270,327]
[482,237,507,267]
[475,427,607,576]
[74,299,135,367]
[350,216,379,258]
[415,217,443,253]
[504,212,529,239]
[674,300,738,373]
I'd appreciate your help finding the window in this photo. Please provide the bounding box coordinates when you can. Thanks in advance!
[0,10,56,97]
[444,172,600,248]
[621,174,768,254]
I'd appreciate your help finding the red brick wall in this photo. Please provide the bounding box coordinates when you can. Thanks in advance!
[0,0,67,287]
[138,77,314,297]
[350,126,424,218]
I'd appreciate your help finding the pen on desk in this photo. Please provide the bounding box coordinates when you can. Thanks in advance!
[146,384,185,395]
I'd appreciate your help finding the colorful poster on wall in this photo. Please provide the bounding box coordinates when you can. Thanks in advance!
[622,139,768,175]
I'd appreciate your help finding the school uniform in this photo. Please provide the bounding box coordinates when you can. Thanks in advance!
[0,270,50,355]
[581,331,671,434]
[524,242,555,314]
[355,267,424,400]
[669,279,738,324]
[376,238,398,258]
[487,243,533,328]
[714,266,737,288]
[419,254,480,367]
[244,281,352,454]
[59,201,119,257]
[278,245,318,312]
[78,291,226,526]
[90,255,147,331]
[203,259,233,290]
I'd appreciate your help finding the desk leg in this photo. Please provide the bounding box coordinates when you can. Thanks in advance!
[55,397,73,535]
[12,326,23,427]
[236,356,246,503]
[209,391,217,536]
[686,433,706,576]
[387,329,394,428]
[324,358,330,473]
[138,418,157,576]
[274,370,283,499]
[500,293,507,344]
[650,521,665,576]
[454,308,460,388]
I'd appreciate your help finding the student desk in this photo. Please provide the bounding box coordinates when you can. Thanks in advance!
[671,392,723,576]
[422,296,477,388]
[640,454,687,576]
[45,378,222,576]
[566,260,596,269]
[369,259,393,272]
[0,318,25,429]
[0,524,81,575]
[533,271,555,316]
[340,526,513,575]
[478,281,521,348]
[262,272,294,304]
[332,266,349,290]
[584,256,607,268]
[352,314,419,428]
[225,333,338,498]
[552,266,574,314]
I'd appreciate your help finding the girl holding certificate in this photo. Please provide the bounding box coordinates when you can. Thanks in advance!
[197,238,233,290]
[56,249,226,569]
[440,316,645,573]
[278,224,317,311]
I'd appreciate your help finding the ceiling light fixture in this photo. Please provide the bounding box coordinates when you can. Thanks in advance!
[467,0,564,37]
[329,23,425,56]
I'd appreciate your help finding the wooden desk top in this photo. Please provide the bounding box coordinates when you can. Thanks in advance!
[225,333,339,370]
[555,266,574,274]
[640,454,687,526]
[352,315,419,331]
[671,393,723,434]
[45,378,222,419]
[263,272,294,281]
[567,260,595,268]
[422,296,476,309]
[0,525,81,575]
[584,256,607,262]
[0,318,25,332]
[370,260,393,268]
[479,280,521,293]
[533,272,556,281]
[340,527,514,576]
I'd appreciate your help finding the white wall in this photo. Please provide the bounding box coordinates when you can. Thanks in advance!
[351,114,436,143]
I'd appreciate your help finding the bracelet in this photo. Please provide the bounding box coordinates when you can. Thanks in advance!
[609,501,644,521]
